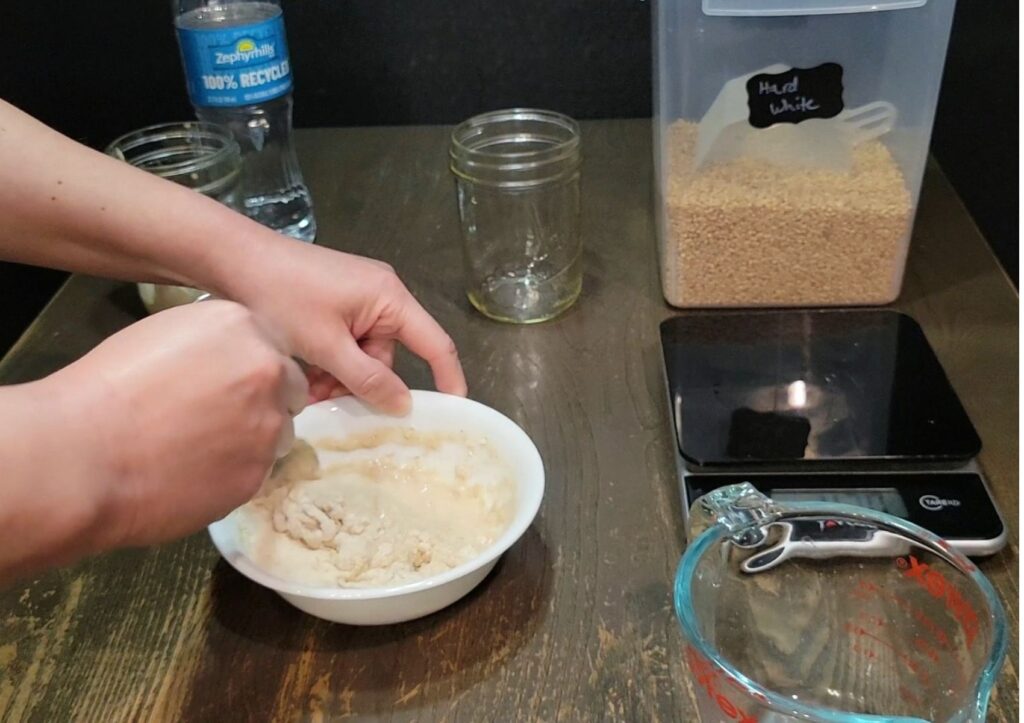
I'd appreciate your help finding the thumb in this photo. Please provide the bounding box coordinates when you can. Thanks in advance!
[328,335,411,414]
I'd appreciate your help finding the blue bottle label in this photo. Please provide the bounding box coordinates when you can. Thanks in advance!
[176,14,292,107]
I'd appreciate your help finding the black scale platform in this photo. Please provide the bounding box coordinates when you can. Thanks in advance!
[660,310,1005,555]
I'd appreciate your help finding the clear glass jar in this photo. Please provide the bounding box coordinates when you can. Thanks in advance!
[105,121,242,314]
[450,109,582,324]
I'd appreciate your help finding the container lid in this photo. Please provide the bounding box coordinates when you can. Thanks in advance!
[702,0,926,17]
[661,310,981,467]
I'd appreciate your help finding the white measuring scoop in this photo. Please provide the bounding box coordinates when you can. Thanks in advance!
[694,64,897,172]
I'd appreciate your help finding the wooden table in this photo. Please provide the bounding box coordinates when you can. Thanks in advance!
[0,121,1017,722]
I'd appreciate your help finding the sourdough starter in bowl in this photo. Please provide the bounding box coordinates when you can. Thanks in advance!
[237,429,516,588]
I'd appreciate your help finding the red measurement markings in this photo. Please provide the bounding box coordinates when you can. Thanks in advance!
[844,622,933,686]
[850,603,968,691]
[846,569,977,695]
[850,641,877,660]
[685,645,764,723]
[851,579,879,602]
[912,635,942,664]
[897,555,980,647]
[851,579,952,650]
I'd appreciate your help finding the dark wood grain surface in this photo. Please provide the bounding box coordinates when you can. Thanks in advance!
[0,121,1017,722]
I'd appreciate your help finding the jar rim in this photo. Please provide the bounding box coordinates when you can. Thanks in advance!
[450,108,581,163]
[104,121,240,178]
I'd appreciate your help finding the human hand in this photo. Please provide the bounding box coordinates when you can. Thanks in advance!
[223,241,467,414]
[0,101,460,414]
[47,300,307,550]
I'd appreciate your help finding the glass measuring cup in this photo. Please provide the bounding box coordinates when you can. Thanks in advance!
[675,483,1007,723]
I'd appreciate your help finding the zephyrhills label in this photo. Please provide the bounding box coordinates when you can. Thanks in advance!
[177,14,292,107]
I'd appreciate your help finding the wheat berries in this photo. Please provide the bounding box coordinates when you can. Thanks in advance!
[659,121,913,308]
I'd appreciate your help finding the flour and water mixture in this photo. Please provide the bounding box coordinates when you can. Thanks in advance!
[237,429,516,588]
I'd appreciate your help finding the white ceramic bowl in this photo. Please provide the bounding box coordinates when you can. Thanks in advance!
[208,390,545,625]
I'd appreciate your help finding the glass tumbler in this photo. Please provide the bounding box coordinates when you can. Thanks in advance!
[450,109,582,323]
[106,121,242,314]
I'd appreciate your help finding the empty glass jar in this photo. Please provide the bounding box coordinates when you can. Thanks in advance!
[106,121,242,314]
[450,109,582,323]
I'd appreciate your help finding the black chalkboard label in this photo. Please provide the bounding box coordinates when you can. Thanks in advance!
[746,63,844,129]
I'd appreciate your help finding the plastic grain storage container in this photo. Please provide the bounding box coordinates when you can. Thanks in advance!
[653,0,957,308]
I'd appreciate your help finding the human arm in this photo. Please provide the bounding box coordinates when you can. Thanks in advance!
[0,301,306,585]
[0,99,466,412]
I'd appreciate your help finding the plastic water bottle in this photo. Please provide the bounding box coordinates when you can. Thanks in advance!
[173,0,316,241]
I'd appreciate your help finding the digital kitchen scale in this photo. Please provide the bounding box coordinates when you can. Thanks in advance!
[661,309,1007,556]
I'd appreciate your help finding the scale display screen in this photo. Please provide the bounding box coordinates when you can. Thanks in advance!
[771,487,909,517]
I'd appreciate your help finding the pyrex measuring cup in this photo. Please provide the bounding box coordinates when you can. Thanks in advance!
[675,484,1007,722]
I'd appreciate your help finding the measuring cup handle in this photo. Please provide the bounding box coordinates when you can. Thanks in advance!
[841,101,898,146]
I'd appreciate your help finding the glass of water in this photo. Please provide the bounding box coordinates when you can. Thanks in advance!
[450,109,582,323]
[106,121,242,314]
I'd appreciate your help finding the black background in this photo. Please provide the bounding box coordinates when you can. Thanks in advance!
[0,1,1016,355]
